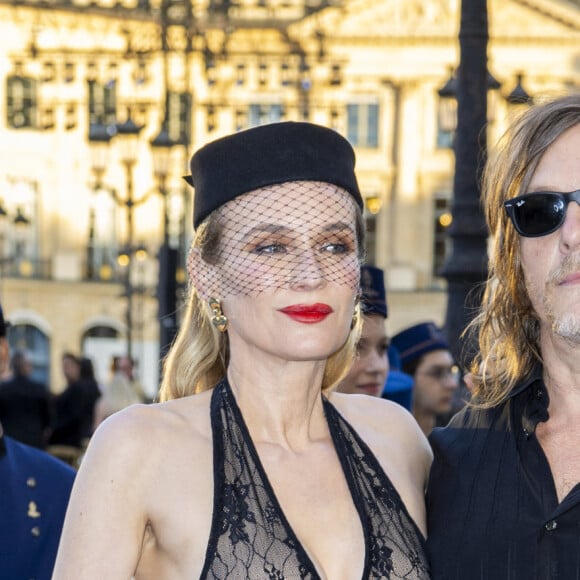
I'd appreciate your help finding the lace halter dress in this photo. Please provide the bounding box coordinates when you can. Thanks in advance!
[200,379,430,579]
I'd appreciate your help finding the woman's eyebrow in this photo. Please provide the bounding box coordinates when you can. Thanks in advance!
[322,222,356,233]
[241,224,291,240]
[241,221,354,241]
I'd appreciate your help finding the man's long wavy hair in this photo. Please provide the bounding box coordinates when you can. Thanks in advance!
[469,94,580,408]
[159,200,366,401]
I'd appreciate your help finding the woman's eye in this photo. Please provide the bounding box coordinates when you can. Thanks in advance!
[253,243,287,255]
[321,242,349,254]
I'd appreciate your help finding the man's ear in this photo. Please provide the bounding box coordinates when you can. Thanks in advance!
[188,247,221,301]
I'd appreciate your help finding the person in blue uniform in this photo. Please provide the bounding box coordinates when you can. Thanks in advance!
[336,264,390,398]
[54,122,432,579]
[334,265,415,409]
[390,322,459,435]
[383,345,415,411]
[0,305,75,580]
[427,94,580,578]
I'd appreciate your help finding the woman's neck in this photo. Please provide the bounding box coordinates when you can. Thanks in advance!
[226,355,328,450]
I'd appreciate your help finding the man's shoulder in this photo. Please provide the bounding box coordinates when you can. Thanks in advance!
[429,399,513,459]
[27,377,49,392]
[446,394,513,426]
[1,436,75,493]
[0,378,18,393]
[16,375,48,392]
[0,379,48,403]
[0,437,75,579]
[3,436,75,473]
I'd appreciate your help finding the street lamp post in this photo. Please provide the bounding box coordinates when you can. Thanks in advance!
[88,114,144,361]
[441,0,490,367]
[89,107,185,372]
[150,124,174,244]
[0,200,32,278]
[88,122,115,186]
[150,124,178,361]
[113,113,143,361]
[506,73,533,111]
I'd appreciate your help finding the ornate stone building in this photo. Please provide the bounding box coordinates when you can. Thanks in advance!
[0,0,578,393]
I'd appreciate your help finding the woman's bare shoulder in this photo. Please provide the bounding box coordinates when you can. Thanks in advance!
[329,391,419,434]
[328,392,432,474]
[54,391,216,578]
[85,390,214,469]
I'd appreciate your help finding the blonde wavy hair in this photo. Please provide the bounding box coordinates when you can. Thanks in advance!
[469,93,580,407]
[159,200,366,401]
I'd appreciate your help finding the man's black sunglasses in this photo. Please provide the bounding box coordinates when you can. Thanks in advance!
[504,189,580,238]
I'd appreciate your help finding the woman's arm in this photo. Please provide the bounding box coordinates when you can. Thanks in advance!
[53,406,153,578]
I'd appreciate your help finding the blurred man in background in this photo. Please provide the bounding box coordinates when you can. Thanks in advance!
[0,349,52,449]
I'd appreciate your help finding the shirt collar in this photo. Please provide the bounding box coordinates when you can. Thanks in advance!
[506,364,544,399]
[507,365,549,432]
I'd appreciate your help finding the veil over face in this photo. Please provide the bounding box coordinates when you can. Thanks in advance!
[191,181,362,300]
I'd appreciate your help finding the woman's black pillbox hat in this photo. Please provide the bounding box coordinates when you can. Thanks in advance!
[184,121,363,228]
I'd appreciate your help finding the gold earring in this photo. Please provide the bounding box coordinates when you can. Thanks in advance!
[350,311,359,330]
[351,298,360,330]
[209,297,228,332]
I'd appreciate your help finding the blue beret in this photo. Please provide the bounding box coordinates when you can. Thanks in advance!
[360,265,387,318]
[387,344,402,370]
[185,122,363,228]
[390,321,450,367]
[382,370,414,411]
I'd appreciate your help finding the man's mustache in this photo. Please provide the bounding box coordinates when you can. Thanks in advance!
[547,254,580,285]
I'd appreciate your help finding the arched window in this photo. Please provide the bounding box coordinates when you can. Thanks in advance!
[8,324,50,386]
[82,325,121,387]
[82,326,119,340]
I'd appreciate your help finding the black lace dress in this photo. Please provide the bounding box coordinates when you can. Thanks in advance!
[200,379,430,579]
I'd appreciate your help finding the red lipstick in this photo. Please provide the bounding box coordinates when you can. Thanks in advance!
[278,303,333,323]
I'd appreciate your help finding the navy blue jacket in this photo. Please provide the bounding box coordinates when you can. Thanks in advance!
[0,434,75,580]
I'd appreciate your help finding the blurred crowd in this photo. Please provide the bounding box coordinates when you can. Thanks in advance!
[0,349,147,459]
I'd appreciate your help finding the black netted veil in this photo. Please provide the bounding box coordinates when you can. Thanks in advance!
[200,379,430,579]
[190,181,362,299]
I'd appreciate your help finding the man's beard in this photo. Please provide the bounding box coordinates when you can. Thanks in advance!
[550,311,580,343]
[543,253,580,344]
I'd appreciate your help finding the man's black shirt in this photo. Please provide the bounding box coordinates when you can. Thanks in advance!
[427,368,580,579]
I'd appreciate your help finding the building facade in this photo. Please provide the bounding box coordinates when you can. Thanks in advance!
[0,0,578,393]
